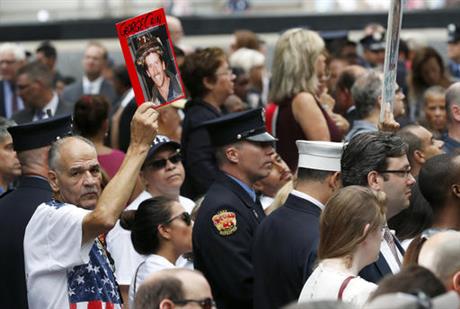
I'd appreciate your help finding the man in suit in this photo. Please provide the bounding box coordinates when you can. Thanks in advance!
[0,42,26,118]
[0,117,20,194]
[12,61,73,124]
[447,24,460,80]
[193,108,276,309]
[341,132,416,283]
[61,41,116,106]
[253,140,343,309]
[0,114,72,309]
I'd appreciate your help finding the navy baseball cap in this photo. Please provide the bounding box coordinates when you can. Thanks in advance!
[203,108,277,147]
[360,32,386,51]
[448,24,460,43]
[8,114,72,152]
[144,135,180,163]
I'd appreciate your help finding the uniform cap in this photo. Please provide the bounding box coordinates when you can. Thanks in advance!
[8,114,72,152]
[204,108,276,147]
[296,140,344,171]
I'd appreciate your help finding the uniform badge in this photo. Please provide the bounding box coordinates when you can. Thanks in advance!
[212,210,237,236]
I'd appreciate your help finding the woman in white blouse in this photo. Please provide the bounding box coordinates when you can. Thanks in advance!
[298,186,386,307]
[119,196,193,308]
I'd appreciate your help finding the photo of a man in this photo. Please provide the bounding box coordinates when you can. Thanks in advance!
[135,35,182,105]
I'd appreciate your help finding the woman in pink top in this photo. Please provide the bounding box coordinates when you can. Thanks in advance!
[73,95,142,201]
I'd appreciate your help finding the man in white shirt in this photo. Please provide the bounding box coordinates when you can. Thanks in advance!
[12,61,73,124]
[341,131,416,283]
[23,102,158,309]
[107,135,194,305]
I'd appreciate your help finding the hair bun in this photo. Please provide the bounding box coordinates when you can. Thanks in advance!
[120,210,137,231]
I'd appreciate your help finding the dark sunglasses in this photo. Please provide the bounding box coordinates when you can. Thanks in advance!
[172,297,216,309]
[147,152,182,170]
[165,211,192,226]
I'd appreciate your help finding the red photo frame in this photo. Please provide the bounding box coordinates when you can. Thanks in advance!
[116,8,185,108]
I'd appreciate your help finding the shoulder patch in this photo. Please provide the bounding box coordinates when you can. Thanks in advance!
[212,210,237,236]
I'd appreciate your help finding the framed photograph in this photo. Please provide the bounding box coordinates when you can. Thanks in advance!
[116,8,185,108]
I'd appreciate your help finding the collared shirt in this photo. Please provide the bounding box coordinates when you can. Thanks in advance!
[442,133,460,155]
[82,75,104,95]
[120,88,134,108]
[345,120,378,142]
[32,93,59,121]
[290,189,325,211]
[380,228,403,274]
[227,174,256,202]
[3,80,24,118]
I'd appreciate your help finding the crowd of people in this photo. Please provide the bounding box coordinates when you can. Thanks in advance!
[1,14,460,309]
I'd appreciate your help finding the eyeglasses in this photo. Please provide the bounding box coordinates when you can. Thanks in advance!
[165,211,192,226]
[147,152,182,170]
[215,69,233,76]
[378,168,412,179]
[172,297,216,309]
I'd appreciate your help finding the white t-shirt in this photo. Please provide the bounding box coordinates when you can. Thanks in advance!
[298,262,377,308]
[24,200,122,309]
[106,191,195,285]
[128,254,176,309]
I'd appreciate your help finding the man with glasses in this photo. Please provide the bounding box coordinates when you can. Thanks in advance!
[135,268,215,309]
[107,135,195,304]
[0,42,26,118]
[23,103,158,309]
[341,131,416,283]
[193,108,276,309]
[12,61,73,124]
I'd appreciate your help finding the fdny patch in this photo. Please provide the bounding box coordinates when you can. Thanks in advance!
[212,210,237,236]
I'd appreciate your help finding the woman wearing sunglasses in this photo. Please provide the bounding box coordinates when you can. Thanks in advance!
[120,196,193,309]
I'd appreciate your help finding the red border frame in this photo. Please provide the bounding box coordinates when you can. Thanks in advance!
[116,8,185,108]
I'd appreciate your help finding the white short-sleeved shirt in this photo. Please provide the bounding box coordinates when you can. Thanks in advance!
[128,254,176,309]
[24,200,122,309]
[298,263,377,308]
[106,191,195,285]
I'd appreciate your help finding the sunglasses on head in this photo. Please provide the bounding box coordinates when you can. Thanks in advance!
[172,297,216,309]
[147,151,182,170]
[165,211,192,226]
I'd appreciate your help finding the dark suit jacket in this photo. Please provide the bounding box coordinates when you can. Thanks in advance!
[180,98,222,200]
[0,176,53,309]
[0,80,6,118]
[193,172,266,309]
[11,98,73,124]
[359,235,405,283]
[61,78,116,106]
[0,80,23,118]
[253,193,321,309]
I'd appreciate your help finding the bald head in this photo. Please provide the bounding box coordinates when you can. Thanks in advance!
[135,268,213,309]
[445,82,460,123]
[418,231,460,290]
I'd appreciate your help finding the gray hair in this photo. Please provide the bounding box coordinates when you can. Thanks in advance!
[17,61,53,89]
[0,117,16,143]
[423,85,445,102]
[48,136,95,172]
[229,47,265,74]
[445,82,460,123]
[0,42,26,61]
[351,70,383,119]
[269,28,324,103]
